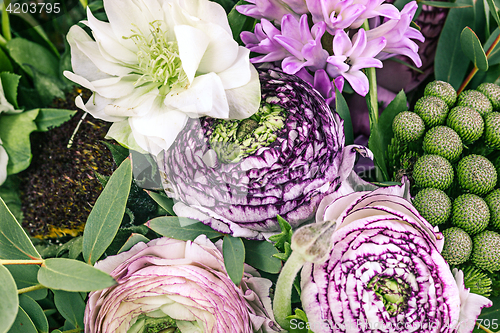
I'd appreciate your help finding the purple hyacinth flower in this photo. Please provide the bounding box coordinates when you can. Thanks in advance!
[306,0,366,35]
[236,0,299,23]
[326,29,386,96]
[241,19,291,63]
[274,14,329,74]
[367,1,425,66]
[350,0,400,28]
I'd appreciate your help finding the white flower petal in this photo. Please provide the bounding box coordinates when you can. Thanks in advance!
[174,25,210,84]
[104,84,159,117]
[196,23,239,74]
[106,120,149,153]
[217,47,253,90]
[74,38,131,77]
[66,25,112,81]
[0,143,8,185]
[225,64,261,119]
[166,73,229,118]
[75,94,124,122]
[103,0,152,42]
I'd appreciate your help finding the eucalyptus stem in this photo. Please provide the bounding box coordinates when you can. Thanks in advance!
[0,259,45,265]
[18,284,46,295]
[457,31,500,95]
[1,0,11,42]
[361,20,379,127]
[272,251,306,330]
[478,324,495,333]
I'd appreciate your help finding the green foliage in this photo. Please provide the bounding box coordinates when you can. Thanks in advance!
[460,27,488,71]
[287,308,314,333]
[243,240,282,274]
[335,87,354,145]
[269,215,293,261]
[18,295,48,333]
[147,216,223,240]
[227,0,256,45]
[369,90,408,181]
[223,235,245,285]
[52,290,85,329]
[83,158,133,265]
[0,264,18,333]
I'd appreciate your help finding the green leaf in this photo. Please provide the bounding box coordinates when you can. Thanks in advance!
[83,158,132,265]
[0,264,18,333]
[6,265,47,300]
[53,290,85,329]
[118,233,150,254]
[35,109,77,132]
[223,235,245,285]
[227,0,256,45]
[147,216,222,240]
[335,88,353,145]
[32,68,66,106]
[268,215,293,260]
[472,294,500,332]
[460,27,489,71]
[486,0,500,28]
[146,190,175,216]
[419,1,473,7]
[37,258,116,292]
[0,177,23,222]
[6,38,59,78]
[0,72,20,108]
[0,48,13,73]
[102,141,129,166]
[242,239,282,274]
[484,28,500,66]
[7,307,37,333]
[435,0,475,89]
[368,90,408,181]
[0,110,39,175]
[0,197,41,260]
[19,295,48,333]
[69,237,84,260]
[287,308,314,333]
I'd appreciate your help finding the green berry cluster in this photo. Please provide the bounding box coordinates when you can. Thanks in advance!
[390,80,500,274]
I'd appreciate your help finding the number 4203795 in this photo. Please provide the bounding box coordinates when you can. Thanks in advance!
[5,2,61,14]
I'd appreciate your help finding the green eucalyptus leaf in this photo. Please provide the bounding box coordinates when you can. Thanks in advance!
[486,0,500,28]
[435,0,475,89]
[0,197,41,260]
[243,239,282,274]
[0,110,39,175]
[223,235,245,285]
[460,27,489,71]
[228,0,256,45]
[83,158,132,265]
[0,264,18,333]
[35,109,77,132]
[335,88,353,145]
[6,265,47,300]
[147,216,222,240]
[0,72,20,108]
[146,190,175,216]
[0,177,23,222]
[37,258,116,292]
[19,294,48,333]
[7,306,37,333]
[419,1,473,7]
[69,237,83,260]
[118,233,150,254]
[368,90,408,182]
[484,28,500,65]
[53,290,85,329]
[6,38,59,78]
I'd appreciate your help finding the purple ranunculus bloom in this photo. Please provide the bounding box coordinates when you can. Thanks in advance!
[274,14,329,74]
[84,236,280,333]
[326,29,386,96]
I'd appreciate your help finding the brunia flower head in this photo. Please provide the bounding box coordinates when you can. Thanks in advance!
[296,183,492,333]
[238,0,424,98]
[85,236,280,333]
[64,0,261,156]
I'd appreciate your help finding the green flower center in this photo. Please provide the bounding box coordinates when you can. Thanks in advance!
[367,275,410,317]
[128,315,180,333]
[126,21,189,94]
[209,102,286,163]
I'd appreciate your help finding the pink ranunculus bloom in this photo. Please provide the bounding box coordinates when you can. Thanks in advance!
[301,184,492,333]
[84,236,280,333]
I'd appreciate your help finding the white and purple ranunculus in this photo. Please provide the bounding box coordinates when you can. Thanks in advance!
[84,236,279,333]
[238,0,424,98]
[64,0,260,156]
[300,185,492,333]
[159,69,372,239]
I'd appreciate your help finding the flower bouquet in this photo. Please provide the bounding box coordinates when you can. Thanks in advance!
[1,0,500,332]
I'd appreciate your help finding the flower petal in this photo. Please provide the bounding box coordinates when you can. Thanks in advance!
[175,24,210,84]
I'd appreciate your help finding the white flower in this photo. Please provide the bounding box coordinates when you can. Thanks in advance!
[64,0,261,156]
[0,139,7,186]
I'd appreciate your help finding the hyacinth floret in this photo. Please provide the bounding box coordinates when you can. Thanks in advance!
[238,0,424,98]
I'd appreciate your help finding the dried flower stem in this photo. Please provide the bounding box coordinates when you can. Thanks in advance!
[458,31,500,95]
[67,112,87,149]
